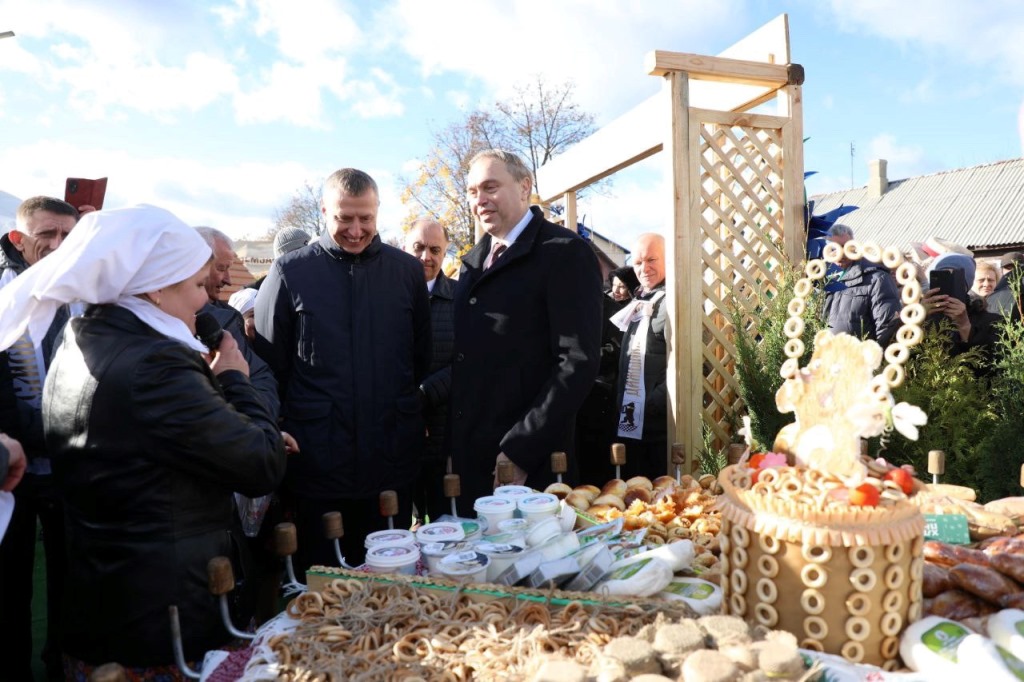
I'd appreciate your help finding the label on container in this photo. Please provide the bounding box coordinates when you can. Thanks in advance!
[475,497,515,510]
[663,580,715,600]
[478,542,523,556]
[418,523,464,541]
[440,551,489,573]
[369,545,416,559]
[519,494,558,508]
[921,621,970,663]
[607,556,653,580]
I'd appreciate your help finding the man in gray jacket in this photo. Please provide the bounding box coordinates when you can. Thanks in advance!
[823,224,902,345]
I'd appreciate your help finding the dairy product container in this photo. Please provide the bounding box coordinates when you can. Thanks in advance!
[364,529,416,550]
[533,531,581,562]
[659,577,723,615]
[493,485,533,502]
[528,556,581,589]
[475,541,529,582]
[517,493,560,523]
[365,544,420,575]
[438,550,490,583]
[473,496,517,532]
[415,522,465,545]
[420,540,473,575]
[525,516,563,547]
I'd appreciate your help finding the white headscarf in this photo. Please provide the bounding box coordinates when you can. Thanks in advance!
[228,287,258,316]
[0,205,213,354]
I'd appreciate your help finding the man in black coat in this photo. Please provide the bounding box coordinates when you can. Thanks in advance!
[823,224,901,345]
[255,168,431,569]
[404,218,455,524]
[449,150,602,514]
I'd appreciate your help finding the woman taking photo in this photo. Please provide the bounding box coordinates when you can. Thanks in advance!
[0,205,286,678]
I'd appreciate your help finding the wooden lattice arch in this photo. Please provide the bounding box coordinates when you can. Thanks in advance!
[537,15,805,473]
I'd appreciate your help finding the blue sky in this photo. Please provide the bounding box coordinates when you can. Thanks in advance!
[1,0,1022,250]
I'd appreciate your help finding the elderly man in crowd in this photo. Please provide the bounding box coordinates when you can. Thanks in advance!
[256,168,430,569]
[447,150,602,512]
[0,196,80,680]
[195,226,279,419]
[403,217,455,525]
[612,233,669,479]
[823,223,901,345]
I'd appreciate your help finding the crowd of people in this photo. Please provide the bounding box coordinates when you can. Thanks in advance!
[823,224,1020,367]
[1,149,1020,679]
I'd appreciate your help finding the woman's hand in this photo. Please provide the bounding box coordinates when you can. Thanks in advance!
[281,431,300,455]
[208,333,250,377]
[923,287,971,341]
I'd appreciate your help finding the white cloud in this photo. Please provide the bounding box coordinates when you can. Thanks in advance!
[389,0,747,121]
[866,133,937,180]
[234,59,340,127]
[249,0,361,63]
[828,0,1024,84]
[0,139,324,239]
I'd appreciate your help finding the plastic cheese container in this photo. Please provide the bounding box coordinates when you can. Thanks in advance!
[420,540,473,575]
[533,532,580,562]
[364,529,416,550]
[365,544,420,575]
[475,541,530,582]
[988,609,1024,661]
[516,493,560,523]
[493,485,533,501]
[415,522,465,545]
[438,551,490,583]
[659,577,723,615]
[595,555,674,597]
[473,496,517,532]
[525,516,563,547]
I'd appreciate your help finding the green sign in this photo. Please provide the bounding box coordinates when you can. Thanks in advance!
[923,514,971,545]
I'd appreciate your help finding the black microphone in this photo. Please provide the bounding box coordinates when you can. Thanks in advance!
[195,312,224,351]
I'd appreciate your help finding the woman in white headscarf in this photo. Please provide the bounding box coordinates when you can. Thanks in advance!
[0,205,286,676]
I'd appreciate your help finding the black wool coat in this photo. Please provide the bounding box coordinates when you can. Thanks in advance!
[448,207,603,513]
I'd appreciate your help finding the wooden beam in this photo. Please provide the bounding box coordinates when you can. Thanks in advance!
[779,83,806,265]
[645,51,801,86]
[563,192,577,233]
[537,14,792,203]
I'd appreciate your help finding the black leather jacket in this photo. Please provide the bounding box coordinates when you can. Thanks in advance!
[43,305,286,667]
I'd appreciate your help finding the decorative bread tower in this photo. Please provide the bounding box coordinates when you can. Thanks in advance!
[717,240,928,669]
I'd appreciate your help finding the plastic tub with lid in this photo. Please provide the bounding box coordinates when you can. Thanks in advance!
[364,529,416,550]
[365,544,420,575]
[517,493,560,524]
[415,522,465,545]
[438,551,490,583]
[473,495,517,532]
[475,541,530,582]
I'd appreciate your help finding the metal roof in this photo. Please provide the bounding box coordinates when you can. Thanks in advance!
[809,157,1024,252]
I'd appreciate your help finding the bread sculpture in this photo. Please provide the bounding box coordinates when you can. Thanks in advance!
[717,240,931,669]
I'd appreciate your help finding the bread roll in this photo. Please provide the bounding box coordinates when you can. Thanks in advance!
[565,491,591,511]
[544,482,573,500]
[574,484,601,502]
[592,494,626,511]
[652,475,676,490]
[625,476,654,491]
[602,478,628,498]
[624,487,653,507]
[587,504,621,518]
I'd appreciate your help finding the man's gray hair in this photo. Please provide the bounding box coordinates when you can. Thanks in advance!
[828,224,854,239]
[469,149,532,184]
[324,168,379,202]
[194,226,235,251]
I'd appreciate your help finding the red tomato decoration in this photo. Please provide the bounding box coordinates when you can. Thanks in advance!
[849,483,880,507]
[883,468,914,495]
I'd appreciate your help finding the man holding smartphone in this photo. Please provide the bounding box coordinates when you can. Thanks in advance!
[823,224,902,345]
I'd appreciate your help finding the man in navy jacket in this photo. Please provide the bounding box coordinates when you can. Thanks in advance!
[255,168,431,568]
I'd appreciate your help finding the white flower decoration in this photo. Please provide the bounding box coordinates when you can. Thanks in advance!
[890,402,927,441]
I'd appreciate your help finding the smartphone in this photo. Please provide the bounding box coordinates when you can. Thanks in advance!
[929,268,967,302]
[64,177,107,211]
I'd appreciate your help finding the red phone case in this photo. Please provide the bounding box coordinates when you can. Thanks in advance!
[64,177,108,211]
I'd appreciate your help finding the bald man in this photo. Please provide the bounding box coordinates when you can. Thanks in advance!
[404,218,454,523]
[612,233,669,478]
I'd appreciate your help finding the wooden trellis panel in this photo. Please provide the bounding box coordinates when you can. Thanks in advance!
[694,109,790,448]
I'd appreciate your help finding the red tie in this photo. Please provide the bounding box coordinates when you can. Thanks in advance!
[485,242,507,270]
